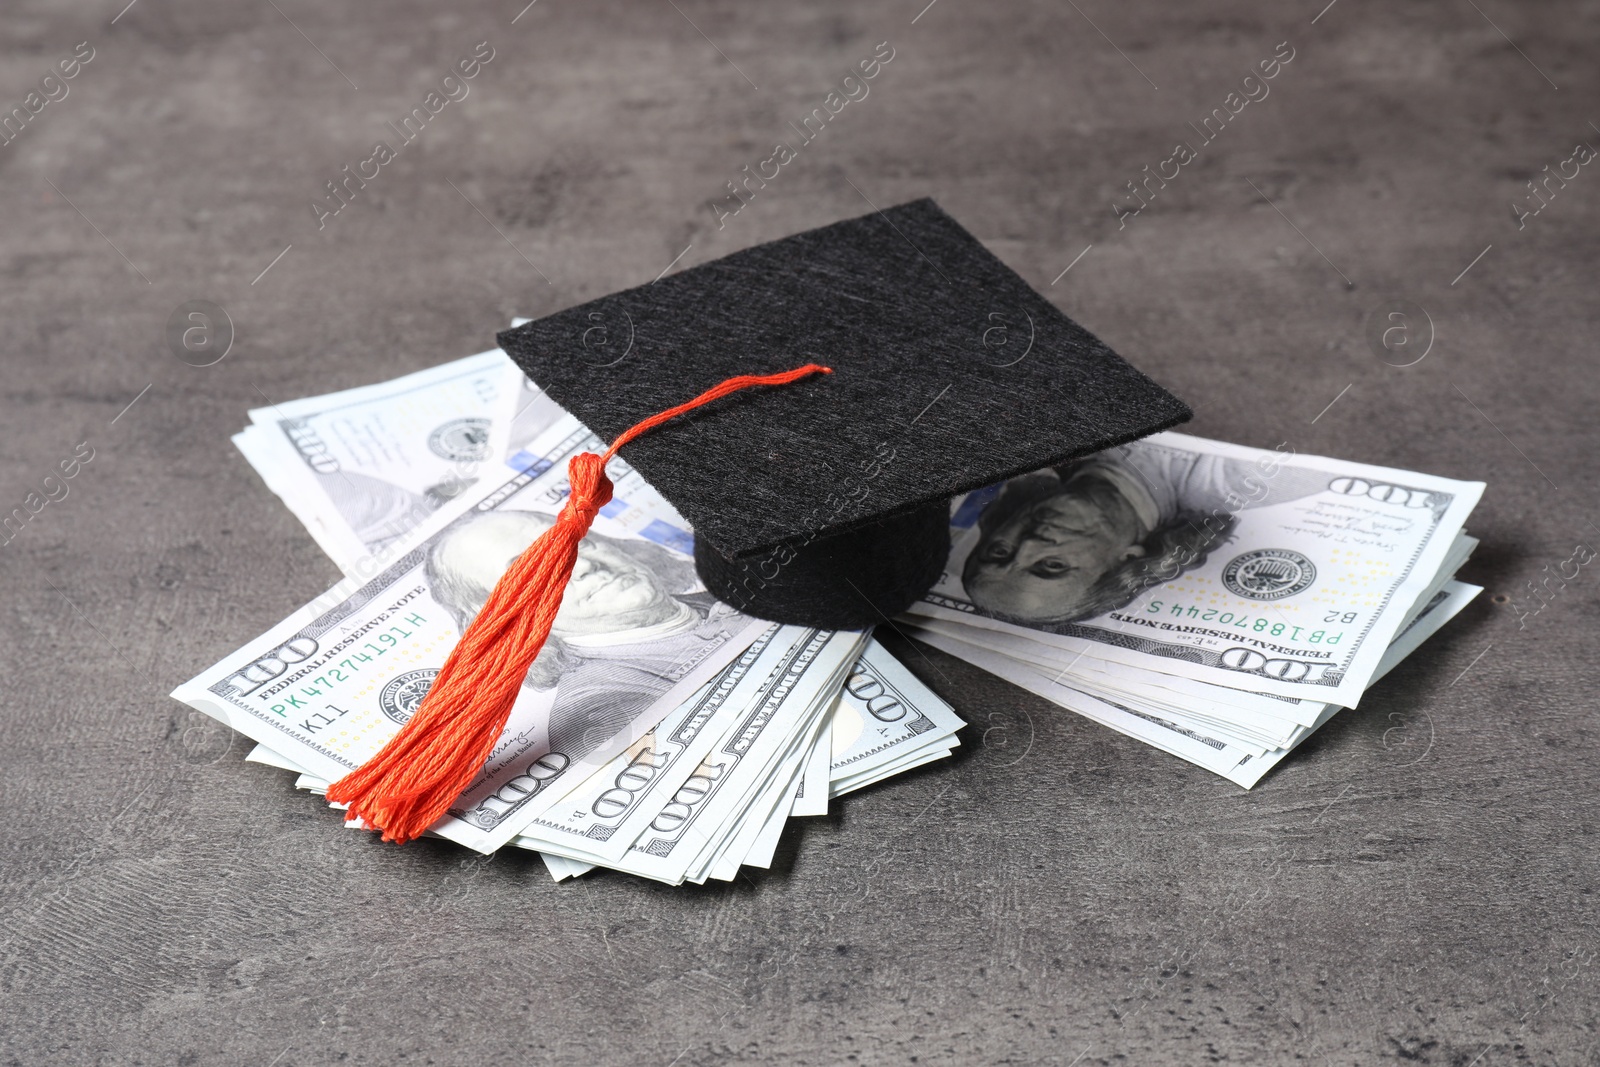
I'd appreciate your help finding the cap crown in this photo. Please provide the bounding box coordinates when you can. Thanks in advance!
[500,199,1191,560]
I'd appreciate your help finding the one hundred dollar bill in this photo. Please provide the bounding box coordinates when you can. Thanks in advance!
[909,580,1480,787]
[512,624,802,864]
[174,413,768,853]
[234,325,556,575]
[695,704,834,883]
[827,639,964,794]
[789,711,834,818]
[524,628,866,884]
[519,636,963,879]
[913,533,1479,753]
[910,431,1484,708]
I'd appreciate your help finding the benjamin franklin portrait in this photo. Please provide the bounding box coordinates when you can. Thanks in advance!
[426,508,742,760]
[960,439,1315,627]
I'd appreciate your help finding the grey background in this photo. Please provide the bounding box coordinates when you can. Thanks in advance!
[2,0,1596,1064]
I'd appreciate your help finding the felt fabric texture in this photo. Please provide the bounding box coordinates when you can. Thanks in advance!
[499,199,1191,625]
[694,497,950,629]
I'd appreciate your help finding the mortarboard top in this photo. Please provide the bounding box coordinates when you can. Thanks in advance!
[499,198,1190,630]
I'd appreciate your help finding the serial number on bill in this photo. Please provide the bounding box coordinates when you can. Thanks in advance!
[1143,599,1353,644]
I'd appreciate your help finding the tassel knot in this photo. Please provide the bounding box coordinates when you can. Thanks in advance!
[563,453,613,522]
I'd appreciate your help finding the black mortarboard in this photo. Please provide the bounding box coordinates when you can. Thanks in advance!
[498,198,1190,630]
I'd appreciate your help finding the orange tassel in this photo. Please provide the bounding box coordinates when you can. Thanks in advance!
[325,363,832,843]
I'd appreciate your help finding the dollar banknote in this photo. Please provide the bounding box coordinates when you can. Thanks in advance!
[915,532,1479,752]
[513,624,811,864]
[252,631,969,854]
[909,431,1484,709]
[595,627,862,883]
[910,579,1479,787]
[521,627,867,884]
[697,700,837,883]
[789,711,834,818]
[174,411,769,853]
[519,636,963,881]
[827,638,964,797]
[233,324,551,575]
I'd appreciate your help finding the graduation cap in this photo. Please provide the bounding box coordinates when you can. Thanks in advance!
[328,198,1190,842]
[498,198,1190,630]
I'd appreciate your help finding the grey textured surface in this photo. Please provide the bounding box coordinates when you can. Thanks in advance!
[2,1,1597,1064]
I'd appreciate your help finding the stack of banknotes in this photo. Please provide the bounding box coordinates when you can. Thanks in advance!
[177,332,963,884]
[901,428,1484,787]
[174,332,1485,881]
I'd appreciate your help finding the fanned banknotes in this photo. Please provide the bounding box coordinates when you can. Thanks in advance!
[901,431,1484,783]
[185,342,966,879]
